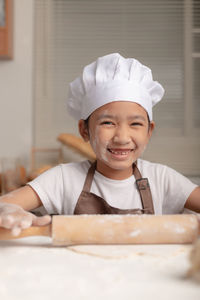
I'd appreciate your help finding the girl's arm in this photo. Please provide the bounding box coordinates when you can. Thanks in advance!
[184,186,200,213]
[0,186,51,235]
[0,185,42,210]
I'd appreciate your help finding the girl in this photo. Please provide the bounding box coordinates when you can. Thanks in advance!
[0,53,199,235]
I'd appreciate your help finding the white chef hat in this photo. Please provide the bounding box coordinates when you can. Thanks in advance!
[67,53,164,121]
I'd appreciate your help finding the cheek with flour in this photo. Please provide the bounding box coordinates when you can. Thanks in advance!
[90,127,98,153]
[90,127,109,163]
[99,141,109,162]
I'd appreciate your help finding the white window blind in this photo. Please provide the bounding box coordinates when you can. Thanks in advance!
[193,0,200,127]
[34,0,200,175]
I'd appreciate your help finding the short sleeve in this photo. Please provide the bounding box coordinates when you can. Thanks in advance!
[27,165,64,214]
[162,166,198,214]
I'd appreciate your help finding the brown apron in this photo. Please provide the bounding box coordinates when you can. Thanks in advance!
[74,161,154,215]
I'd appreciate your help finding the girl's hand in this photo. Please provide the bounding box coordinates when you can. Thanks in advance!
[0,202,51,236]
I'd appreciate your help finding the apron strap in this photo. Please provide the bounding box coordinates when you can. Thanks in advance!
[133,164,155,214]
[81,161,96,193]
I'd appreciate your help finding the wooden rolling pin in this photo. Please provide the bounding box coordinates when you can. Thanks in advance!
[0,214,199,245]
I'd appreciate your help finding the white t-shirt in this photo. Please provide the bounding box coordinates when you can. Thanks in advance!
[28,159,197,215]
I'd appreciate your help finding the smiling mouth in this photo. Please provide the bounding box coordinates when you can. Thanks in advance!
[108,148,134,155]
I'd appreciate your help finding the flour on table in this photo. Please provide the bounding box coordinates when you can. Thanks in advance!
[0,237,199,300]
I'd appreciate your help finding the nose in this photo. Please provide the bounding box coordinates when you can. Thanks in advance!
[113,125,132,145]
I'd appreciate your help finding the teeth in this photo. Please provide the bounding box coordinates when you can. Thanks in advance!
[110,149,131,155]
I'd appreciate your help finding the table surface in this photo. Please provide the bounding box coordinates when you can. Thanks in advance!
[0,237,199,300]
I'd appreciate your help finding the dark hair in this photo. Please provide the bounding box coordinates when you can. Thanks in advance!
[84,116,90,129]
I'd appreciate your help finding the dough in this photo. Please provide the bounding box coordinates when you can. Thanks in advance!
[67,244,191,259]
[187,239,200,282]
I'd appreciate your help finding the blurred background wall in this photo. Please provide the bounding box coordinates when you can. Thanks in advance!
[0,0,33,166]
[0,0,199,176]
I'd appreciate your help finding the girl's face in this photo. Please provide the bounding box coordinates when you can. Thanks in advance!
[79,101,154,180]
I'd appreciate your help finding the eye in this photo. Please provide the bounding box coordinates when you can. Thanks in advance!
[100,121,114,126]
[131,122,143,127]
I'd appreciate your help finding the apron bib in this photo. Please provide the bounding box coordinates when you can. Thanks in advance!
[74,161,154,215]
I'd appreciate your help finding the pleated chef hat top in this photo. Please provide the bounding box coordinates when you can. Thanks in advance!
[67,53,165,121]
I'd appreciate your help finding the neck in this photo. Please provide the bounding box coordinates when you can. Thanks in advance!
[96,161,133,180]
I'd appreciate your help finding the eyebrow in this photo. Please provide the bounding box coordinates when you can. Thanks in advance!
[127,115,146,121]
[97,114,146,121]
[97,114,115,120]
